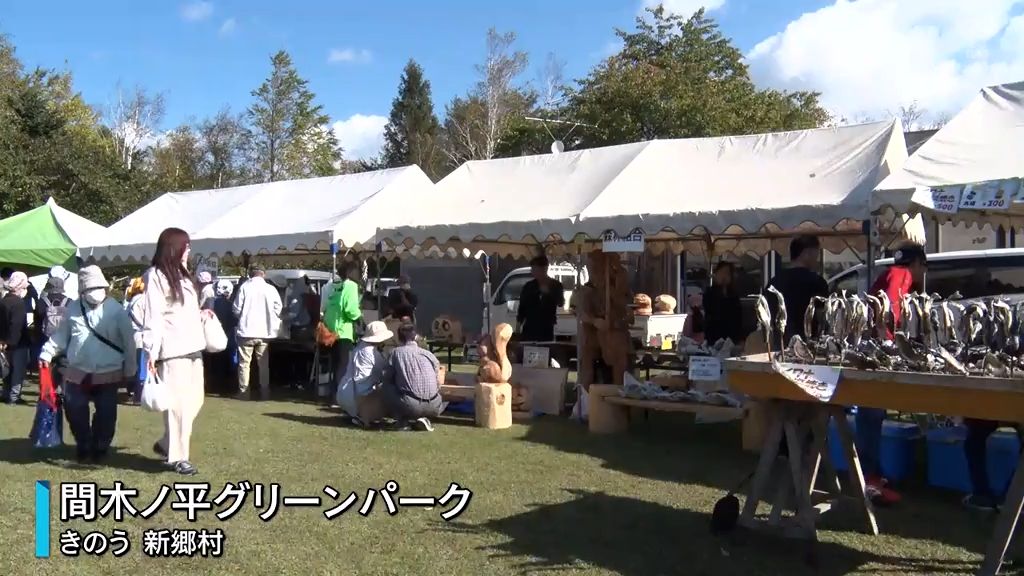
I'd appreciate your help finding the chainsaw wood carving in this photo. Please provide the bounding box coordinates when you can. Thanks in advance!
[476,323,530,411]
[585,250,632,386]
[654,294,677,315]
[475,322,517,428]
[634,294,653,316]
[431,315,464,343]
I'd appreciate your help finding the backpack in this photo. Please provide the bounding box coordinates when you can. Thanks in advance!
[43,296,69,338]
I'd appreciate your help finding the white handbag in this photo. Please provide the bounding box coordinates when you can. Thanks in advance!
[140,371,170,413]
[203,315,228,353]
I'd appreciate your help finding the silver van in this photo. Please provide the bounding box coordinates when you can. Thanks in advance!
[827,248,1024,299]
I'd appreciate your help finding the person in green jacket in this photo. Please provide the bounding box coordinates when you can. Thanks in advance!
[323,261,363,404]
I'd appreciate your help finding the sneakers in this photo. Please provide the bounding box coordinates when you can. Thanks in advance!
[412,417,434,432]
[864,476,901,506]
[174,461,198,476]
[963,493,999,512]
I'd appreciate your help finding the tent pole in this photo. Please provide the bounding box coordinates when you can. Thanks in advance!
[376,242,383,319]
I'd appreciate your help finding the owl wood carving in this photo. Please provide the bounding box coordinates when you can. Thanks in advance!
[634,293,653,316]
[477,323,513,383]
[431,315,463,343]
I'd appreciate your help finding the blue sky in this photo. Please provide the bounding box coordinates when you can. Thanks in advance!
[3,0,1023,159]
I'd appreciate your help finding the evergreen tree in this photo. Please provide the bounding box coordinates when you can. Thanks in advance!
[381,60,441,179]
[248,50,340,182]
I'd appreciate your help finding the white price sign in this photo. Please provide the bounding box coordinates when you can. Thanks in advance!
[928,187,961,214]
[688,356,722,381]
[773,362,842,402]
[959,180,1017,211]
[602,228,645,253]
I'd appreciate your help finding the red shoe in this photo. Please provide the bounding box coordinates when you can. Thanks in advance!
[865,476,901,506]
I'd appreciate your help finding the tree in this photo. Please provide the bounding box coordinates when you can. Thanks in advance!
[150,125,203,192]
[248,50,340,181]
[567,7,829,147]
[441,29,533,167]
[106,84,166,171]
[381,60,442,179]
[198,108,252,187]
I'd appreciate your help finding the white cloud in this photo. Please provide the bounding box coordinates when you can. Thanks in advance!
[746,0,1024,123]
[181,1,213,22]
[332,114,387,161]
[219,18,237,36]
[641,0,726,17]
[327,48,373,65]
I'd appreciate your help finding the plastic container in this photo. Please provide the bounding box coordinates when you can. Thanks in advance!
[828,417,919,482]
[879,421,920,482]
[987,431,1020,498]
[926,426,973,493]
[828,415,854,472]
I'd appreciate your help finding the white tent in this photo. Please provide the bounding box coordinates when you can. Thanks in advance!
[877,81,1024,228]
[381,120,923,259]
[85,166,435,264]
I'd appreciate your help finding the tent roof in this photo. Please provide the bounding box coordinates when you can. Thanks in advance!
[0,198,107,269]
[382,119,916,258]
[84,166,435,264]
[877,81,1024,226]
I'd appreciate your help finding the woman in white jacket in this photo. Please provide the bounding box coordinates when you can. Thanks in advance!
[141,227,211,476]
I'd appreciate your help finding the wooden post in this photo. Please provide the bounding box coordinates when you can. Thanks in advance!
[588,384,628,434]
[475,382,513,429]
[978,449,1024,575]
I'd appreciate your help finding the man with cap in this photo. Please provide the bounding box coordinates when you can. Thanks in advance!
[39,266,136,462]
[854,241,928,507]
[232,264,283,400]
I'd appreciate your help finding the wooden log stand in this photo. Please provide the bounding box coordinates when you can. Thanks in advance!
[726,353,1024,576]
[588,383,747,435]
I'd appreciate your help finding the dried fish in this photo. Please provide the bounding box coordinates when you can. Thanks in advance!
[755,294,772,361]
[804,296,826,341]
[788,335,815,363]
[767,285,788,352]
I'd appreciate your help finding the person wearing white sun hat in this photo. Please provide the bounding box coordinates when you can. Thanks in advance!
[335,320,392,428]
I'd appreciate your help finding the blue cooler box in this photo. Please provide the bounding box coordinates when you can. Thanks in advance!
[828,417,919,482]
[926,426,1020,496]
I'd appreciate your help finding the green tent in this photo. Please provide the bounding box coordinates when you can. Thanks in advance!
[0,198,107,271]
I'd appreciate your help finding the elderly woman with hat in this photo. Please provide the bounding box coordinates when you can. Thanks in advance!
[39,266,136,462]
[1,271,33,404]
[336,320,393,427]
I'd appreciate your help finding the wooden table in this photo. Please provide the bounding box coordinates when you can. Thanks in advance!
[426,339,462,372]
[725,353,1024,576]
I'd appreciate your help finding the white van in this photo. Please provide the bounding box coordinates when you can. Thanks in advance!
[487,264,587,340]
[827,248,1024,299]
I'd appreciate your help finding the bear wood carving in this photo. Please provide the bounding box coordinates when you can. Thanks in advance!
[633,293,653,316]
[431,315,464,343]
[654,294,677,315]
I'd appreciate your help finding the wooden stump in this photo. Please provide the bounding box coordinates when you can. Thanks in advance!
[588,384,628,434]
[475,382,513,429]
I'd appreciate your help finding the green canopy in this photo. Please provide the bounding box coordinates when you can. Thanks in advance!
[0,199,106,270]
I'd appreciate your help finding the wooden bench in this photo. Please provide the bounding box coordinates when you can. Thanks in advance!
[440,384,475,401]
[589,383,748,436]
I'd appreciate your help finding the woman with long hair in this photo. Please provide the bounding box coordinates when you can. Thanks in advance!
[140,228,210,475]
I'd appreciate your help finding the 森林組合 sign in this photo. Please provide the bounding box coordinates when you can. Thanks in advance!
[602,229,645,253]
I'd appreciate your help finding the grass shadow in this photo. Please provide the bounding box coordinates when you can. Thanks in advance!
[441,489,979,576]
[263,411,348,428]
[520,414,752,490]
[0,437,167,474]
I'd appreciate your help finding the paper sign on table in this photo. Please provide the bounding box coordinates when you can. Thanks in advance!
[689,356,722,382]
[773,362,842,402]
[523,346,550,369]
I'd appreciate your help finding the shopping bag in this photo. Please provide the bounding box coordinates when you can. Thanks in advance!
[140,371,170,412]
[203,314,228,353]
[29,366,63,448]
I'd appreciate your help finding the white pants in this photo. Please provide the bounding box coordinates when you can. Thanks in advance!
[157,356,205,463]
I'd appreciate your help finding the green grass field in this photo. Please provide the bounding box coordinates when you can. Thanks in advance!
[0,380,1012,576]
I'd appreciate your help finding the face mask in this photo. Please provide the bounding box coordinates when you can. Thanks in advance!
[401,284,411,291]
[83,289,107,306]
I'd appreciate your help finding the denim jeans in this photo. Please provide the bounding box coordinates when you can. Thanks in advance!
[63,379,119,456]
[3,346,30,402]
[855,407,886,478]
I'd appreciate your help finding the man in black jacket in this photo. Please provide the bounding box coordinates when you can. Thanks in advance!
[517,256,564,342]
[764,235,829,347]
